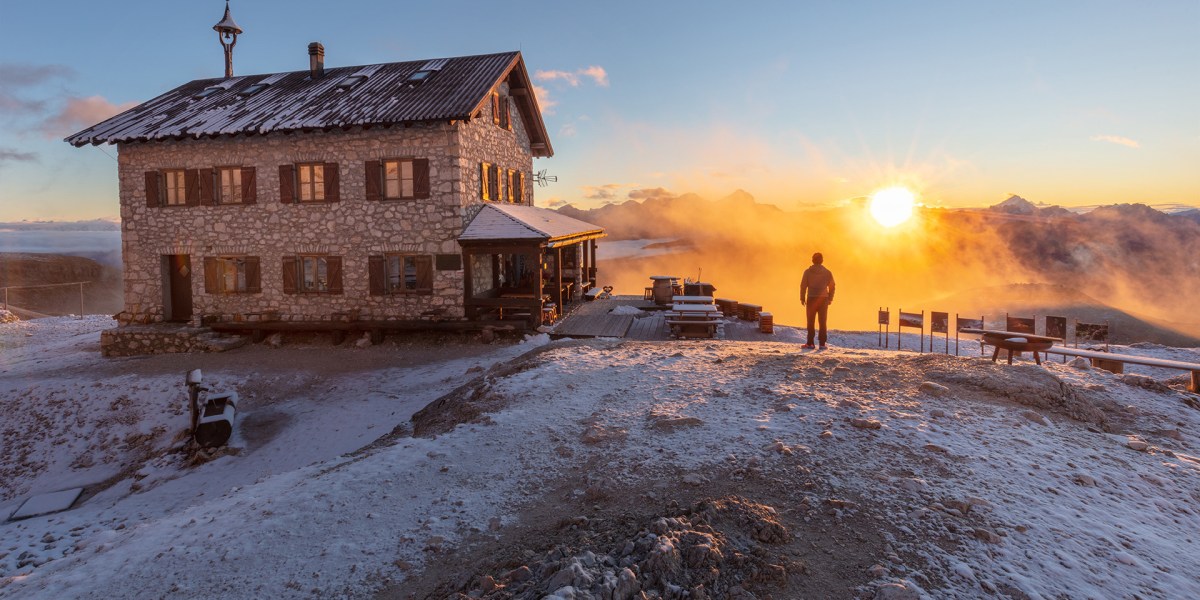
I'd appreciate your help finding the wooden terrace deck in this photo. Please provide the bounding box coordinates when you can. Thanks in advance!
[551,296,785,341]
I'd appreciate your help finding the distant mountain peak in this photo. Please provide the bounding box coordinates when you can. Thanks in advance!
[990,195,1038,215]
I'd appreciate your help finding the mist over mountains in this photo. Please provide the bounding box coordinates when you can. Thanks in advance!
[564,191,1200,343]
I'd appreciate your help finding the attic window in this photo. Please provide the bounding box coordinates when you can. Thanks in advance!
[337,75,367,90]
[193,87,223,99]
[238,83,269,97]
[406,70,435,85]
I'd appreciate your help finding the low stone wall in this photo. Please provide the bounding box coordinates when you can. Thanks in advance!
[100,325,247,357]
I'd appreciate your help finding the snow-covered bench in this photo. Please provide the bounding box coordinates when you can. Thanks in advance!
[1045,346,1200,393]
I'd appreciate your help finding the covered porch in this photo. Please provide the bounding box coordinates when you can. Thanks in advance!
[459,204,605,329]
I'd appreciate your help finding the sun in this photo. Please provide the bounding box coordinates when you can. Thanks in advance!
[868,187,916,227]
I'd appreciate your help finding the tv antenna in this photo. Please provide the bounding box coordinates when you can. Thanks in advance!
[533,169,558,188]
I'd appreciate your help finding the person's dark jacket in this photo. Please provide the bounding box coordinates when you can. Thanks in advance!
[800,264,835,304]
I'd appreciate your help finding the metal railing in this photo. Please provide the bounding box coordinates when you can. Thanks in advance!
[1,281,92,319]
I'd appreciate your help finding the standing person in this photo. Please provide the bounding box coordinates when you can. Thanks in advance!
[800,252,836,349]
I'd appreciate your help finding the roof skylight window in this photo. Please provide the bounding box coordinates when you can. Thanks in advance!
[193,86,223,99]
[405,70,437,86]
[337,75,367,90]
[238,83,269,97]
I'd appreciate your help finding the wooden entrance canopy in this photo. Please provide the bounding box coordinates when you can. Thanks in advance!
[458,204,605,327]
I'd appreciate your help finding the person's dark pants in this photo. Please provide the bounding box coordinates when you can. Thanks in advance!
[806,296,829,346]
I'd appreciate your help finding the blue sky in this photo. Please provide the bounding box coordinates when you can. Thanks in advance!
[1,0,1197,220]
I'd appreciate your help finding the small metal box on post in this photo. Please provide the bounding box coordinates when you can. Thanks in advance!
[186,369,239,449]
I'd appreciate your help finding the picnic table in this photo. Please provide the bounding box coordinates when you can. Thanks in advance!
[665,303,721,339]
[671,295,715,305]
[960,328,1062,365]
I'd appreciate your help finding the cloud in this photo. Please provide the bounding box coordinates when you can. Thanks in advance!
[0,63,74,87]
[628,187,674,201]
[559,122,577,138]
[545,197,568,208]
[534,66,609,87]
[579,66,608,87]
[583,183,623,200]
[532,84,557,116]
[0,63,74,116]
[1091,134,1140,149]
[39,95,137,138]
[0,147,39,167]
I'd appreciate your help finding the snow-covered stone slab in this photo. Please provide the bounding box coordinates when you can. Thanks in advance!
[8,488,83,520]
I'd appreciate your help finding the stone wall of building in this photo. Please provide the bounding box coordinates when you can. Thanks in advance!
[100,325,247,357]
[116,117,534,326]
[459,80,537,224]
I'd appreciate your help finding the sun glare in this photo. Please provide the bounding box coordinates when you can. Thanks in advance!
[869,187,916,227]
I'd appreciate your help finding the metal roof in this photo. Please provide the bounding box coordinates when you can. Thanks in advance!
[64,51,553,156]
[459,204,606,247]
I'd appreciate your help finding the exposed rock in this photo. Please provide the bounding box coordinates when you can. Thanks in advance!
[1126,438,1149,451]
[1068,357,1091,369]
[972,527,1002,544]
[850,418,882,430]
[1021,410,1049,425]
[919,381,950,397]
[874,581,921,600]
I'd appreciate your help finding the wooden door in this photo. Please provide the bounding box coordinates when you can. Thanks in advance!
[164,254,193,322]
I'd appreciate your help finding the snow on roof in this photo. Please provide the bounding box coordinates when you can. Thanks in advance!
[64,51,553,156]
[458,204,605,246]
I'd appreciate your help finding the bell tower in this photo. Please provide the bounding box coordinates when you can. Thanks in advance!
[212,1,244,78]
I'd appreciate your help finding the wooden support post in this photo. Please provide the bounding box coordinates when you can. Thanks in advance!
[1190,371,1199,394]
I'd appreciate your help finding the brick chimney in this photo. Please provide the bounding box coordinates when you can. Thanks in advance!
[308,42,325,78]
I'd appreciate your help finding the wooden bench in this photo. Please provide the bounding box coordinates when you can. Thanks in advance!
[1046,347,1200,393]
[584,287,603,301]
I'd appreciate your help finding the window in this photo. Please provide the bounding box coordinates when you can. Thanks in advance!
[218,167,243,204]
[481,163,499,201]
[337,76,366,90]
[193,86,223,99]
[513,171,524,204]
[301,255,329,292]
[369,254,433,295]
[280,163,338,204]
[164,170,187,206]
[384,159,415,199]
[498,95,511,130]
[406,70,434,84]
[388,255,433,294]
[203,256,260,294]
[297,163,325,202]
[239,83,269,96]
[282,255,342,294]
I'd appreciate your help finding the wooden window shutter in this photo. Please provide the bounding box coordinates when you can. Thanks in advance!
[416,256,433,293]
[491,92,500,125]
[184,169,201,206]
[144,171,161,207]
[413,159,430,199]
[365,160,382,201]
[279,165,295,204]
[326,256,343,293]
[480,163,490,200]
[368,255,386,295]
[281,256,298,294]
[516,171,525,204]
[489,166,499,201]
[245,256,261,293]
[500,96,511,130]
[324,162,340,202]
[241,167,257,204]
[203,257,219,293]
[198,168,215,206]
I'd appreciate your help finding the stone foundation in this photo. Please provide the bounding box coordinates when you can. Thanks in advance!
[100,325,248,357]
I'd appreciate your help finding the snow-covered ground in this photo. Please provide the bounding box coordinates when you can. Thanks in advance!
[2,315,1199,599]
